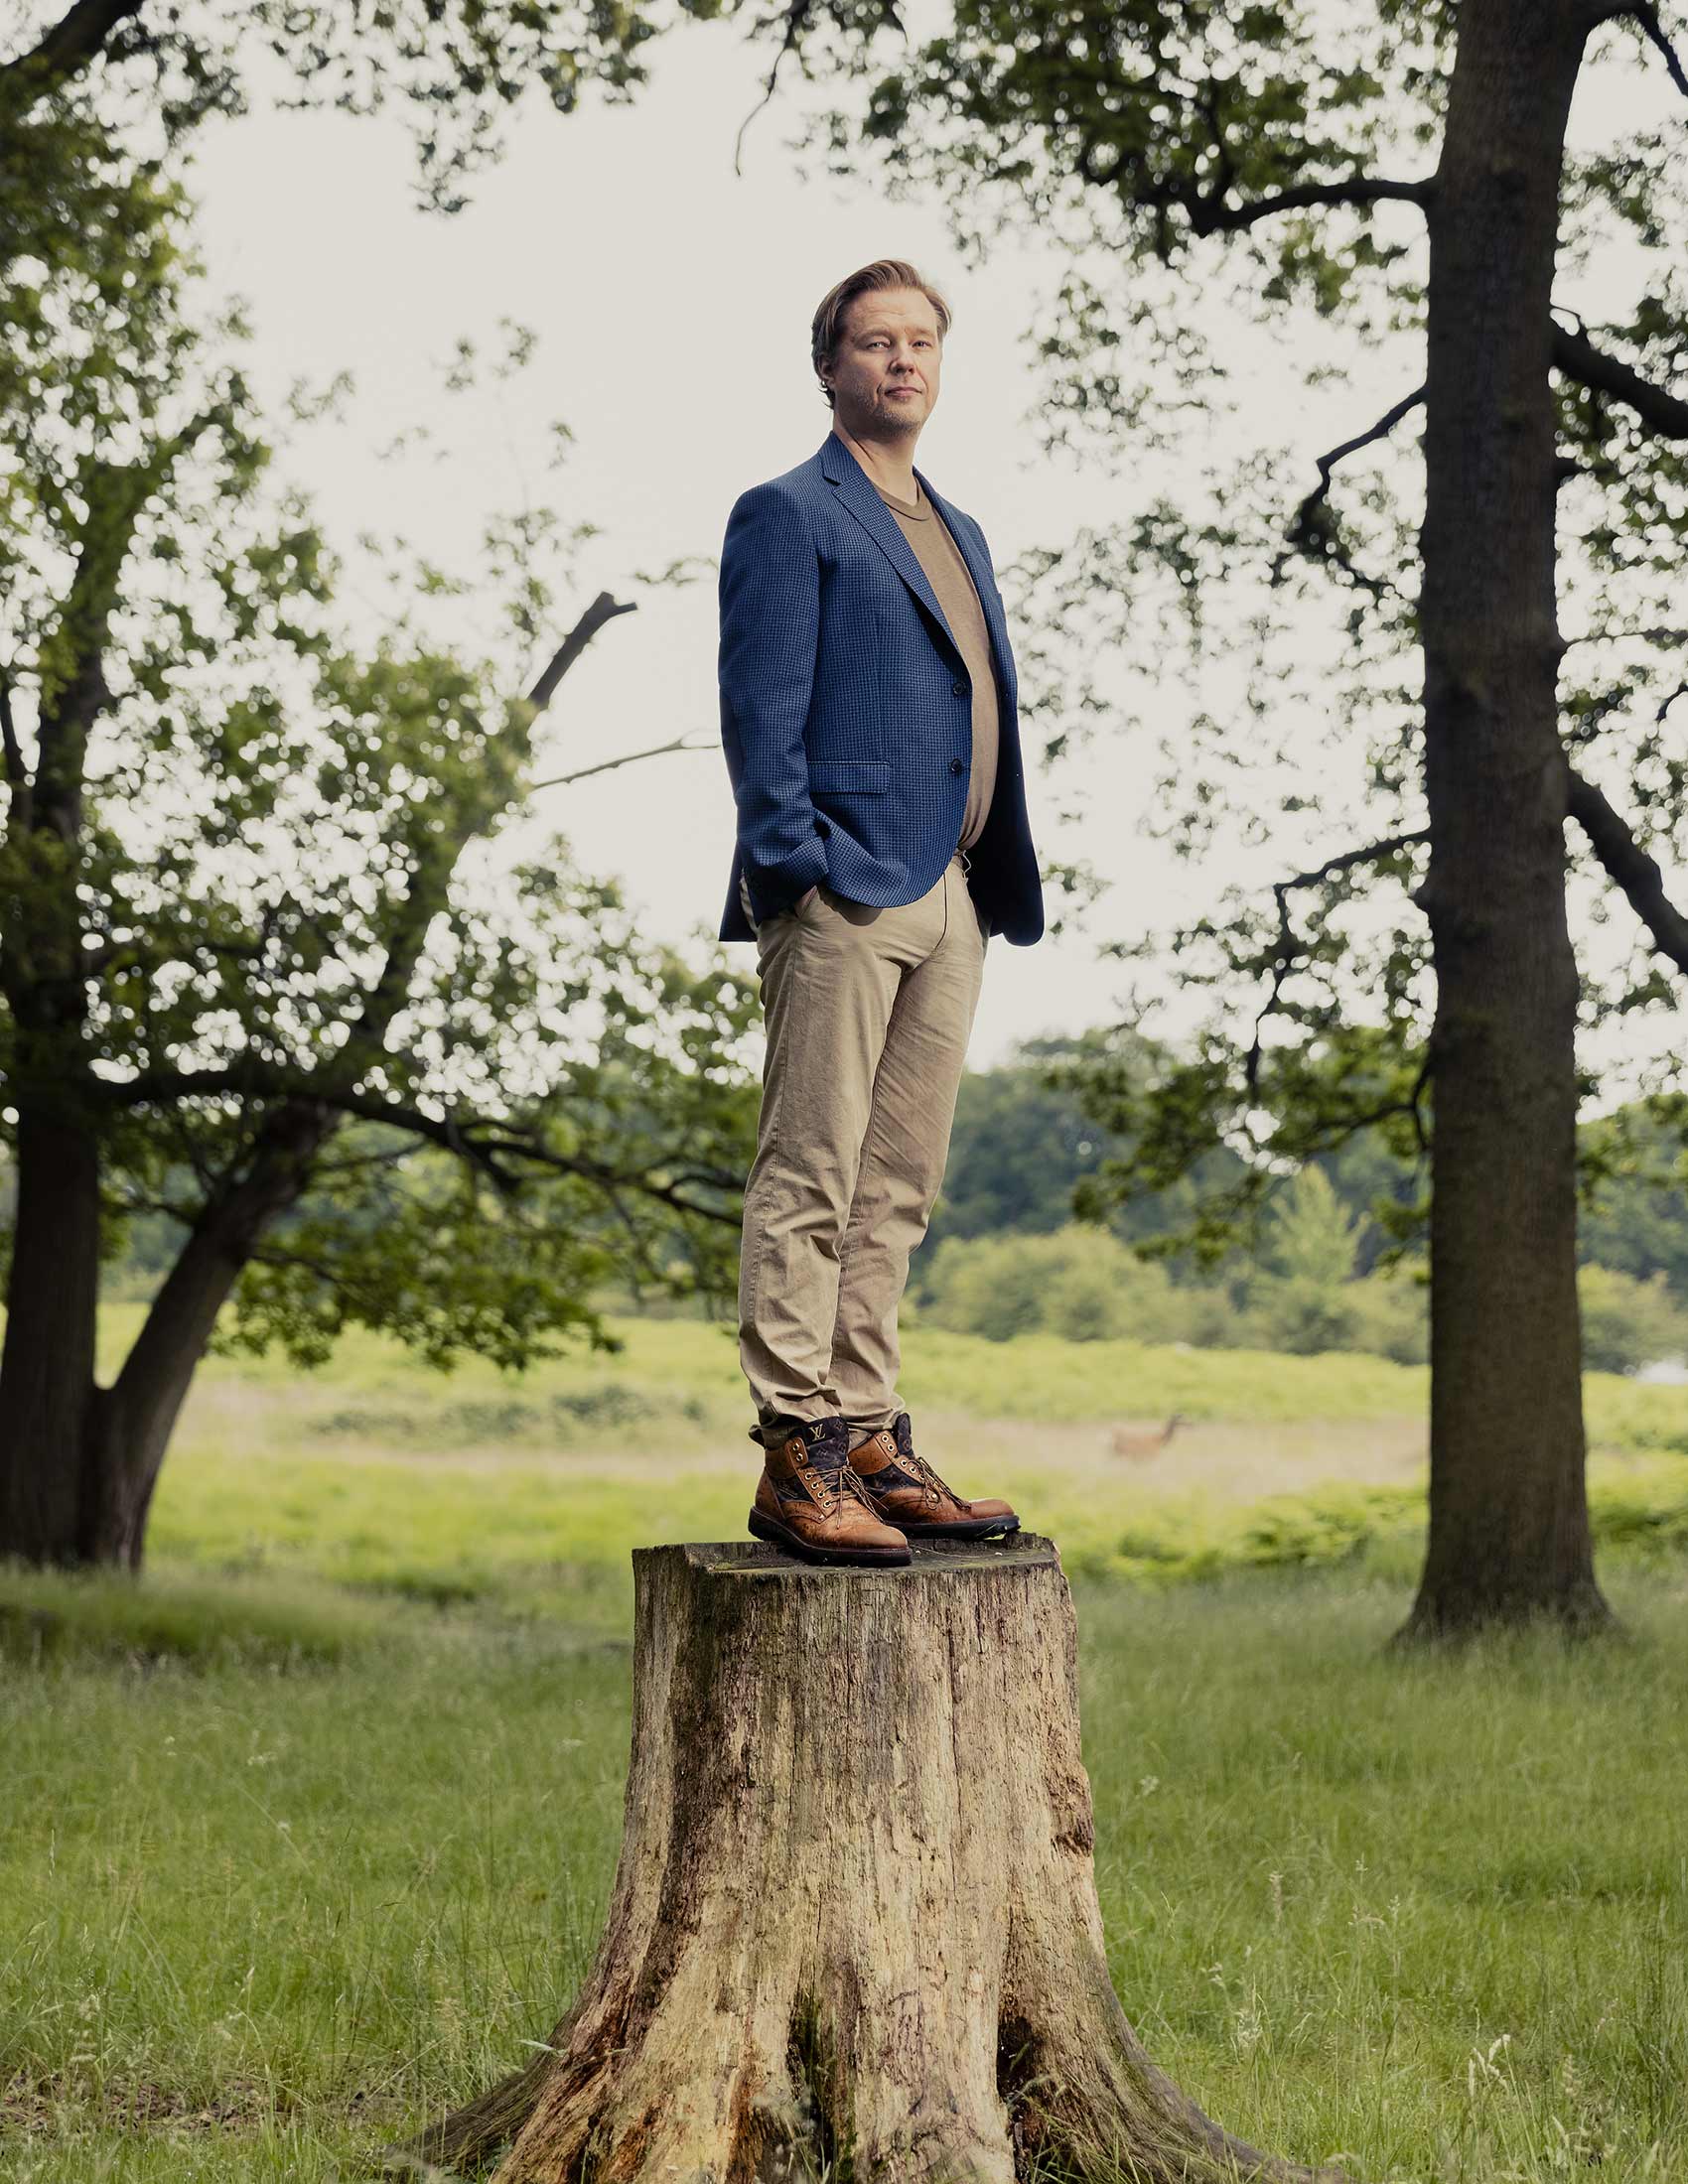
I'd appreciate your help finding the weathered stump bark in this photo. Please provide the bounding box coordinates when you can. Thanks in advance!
[388,1538,1334,2183]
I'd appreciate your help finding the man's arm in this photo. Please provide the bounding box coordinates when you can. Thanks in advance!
[718,483,829,919]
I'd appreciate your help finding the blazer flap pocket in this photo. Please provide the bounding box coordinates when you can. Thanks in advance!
[808,758,890,794]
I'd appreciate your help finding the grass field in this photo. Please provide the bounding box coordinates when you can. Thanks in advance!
[4,1311,1688,2180]
[80,1303,1688,1610]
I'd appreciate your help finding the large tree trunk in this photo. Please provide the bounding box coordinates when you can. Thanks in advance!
[0,1103,103,1563]
[0,1093,339,1570]
[388,1539,1336,2184]
[1405,0,1612,1637]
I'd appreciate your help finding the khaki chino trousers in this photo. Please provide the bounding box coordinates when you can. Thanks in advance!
[738,850,988,1442]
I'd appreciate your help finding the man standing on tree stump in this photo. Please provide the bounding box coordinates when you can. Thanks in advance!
[716,258,1046,1568]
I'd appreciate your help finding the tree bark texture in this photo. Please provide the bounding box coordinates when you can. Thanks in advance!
[1407,0,1611,1636]
[0,1105,103,1561]
[395,1539,1335,2184]
[0,1093,338,1570]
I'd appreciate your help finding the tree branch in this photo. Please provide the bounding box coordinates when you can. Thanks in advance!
[1304,385,1428,501]
[733,0,817,177]
[1,0,145,96]
[1552,320,1688,439]
[528,731,711,793]
[31,415,220,847]
[1566,765,1688,977]
[1275,384,1425,595]
[1638,0,1688,93]
[0,669,29,804]
[91,1064,745,1224]
[1192,175,1431,236]
[1590,0,1688,97]
[525,591,637,713]
[322,586,638,1063]
[1562,622,1688,651]
[1245,829,1433,1097]
[79,932,268,977]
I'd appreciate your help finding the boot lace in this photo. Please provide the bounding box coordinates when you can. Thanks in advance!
[903,1448,956,1510]
[884,1422,958,1511]
[804,1457,876,1517]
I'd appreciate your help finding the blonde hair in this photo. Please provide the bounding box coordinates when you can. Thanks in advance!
[811,260,951,407]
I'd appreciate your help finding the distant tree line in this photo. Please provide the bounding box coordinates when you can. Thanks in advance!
[914,1206,1687,1378]
[922,1032,1688,1292]
[33,1026,1688,1377]
[898,1034,1688,1376]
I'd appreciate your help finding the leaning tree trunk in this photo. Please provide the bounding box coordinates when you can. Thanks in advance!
[388,1539,1336,2184]
[1405,0,1611,1638]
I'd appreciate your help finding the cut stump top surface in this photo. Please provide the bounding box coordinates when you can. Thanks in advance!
[660,1532,1061,1580]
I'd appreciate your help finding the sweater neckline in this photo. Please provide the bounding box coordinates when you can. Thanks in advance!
[875,478,928,521]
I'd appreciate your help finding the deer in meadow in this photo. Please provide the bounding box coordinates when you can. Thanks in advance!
[1109,1414,1189,1461]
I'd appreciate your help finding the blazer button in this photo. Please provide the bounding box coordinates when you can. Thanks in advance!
[948,757,965,775]
[951,679,967,695]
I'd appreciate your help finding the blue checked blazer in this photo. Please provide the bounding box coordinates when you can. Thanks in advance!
[717,428,1045,945]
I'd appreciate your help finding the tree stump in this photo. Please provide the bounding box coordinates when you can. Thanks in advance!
[389,1537,1333,2183]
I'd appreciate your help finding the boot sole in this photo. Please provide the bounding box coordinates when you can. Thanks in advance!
[748,1508,913,1567]
[893,1514,1022,1542]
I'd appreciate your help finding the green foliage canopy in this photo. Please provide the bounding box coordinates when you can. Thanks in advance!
[776,0,1688,1267]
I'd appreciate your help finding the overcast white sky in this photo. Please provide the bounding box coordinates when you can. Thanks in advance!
[181,12,1688,1085]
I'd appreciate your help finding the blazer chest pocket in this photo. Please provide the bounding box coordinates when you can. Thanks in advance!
[808,758,890,794]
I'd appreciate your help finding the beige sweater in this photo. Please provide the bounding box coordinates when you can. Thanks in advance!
[874,478,999,855]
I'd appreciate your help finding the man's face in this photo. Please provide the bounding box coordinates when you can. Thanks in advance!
[823,287,943,439]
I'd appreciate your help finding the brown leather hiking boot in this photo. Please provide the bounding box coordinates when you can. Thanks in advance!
[748,1415,913,1567]
[849,1412,1020,1542]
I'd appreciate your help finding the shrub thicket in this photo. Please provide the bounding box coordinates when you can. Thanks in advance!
[918,1220,1688,1374]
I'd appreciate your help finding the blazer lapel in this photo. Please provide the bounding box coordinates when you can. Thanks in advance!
[915,468,1017,710]
[814,431,1017,712]
[818,430,962,667]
